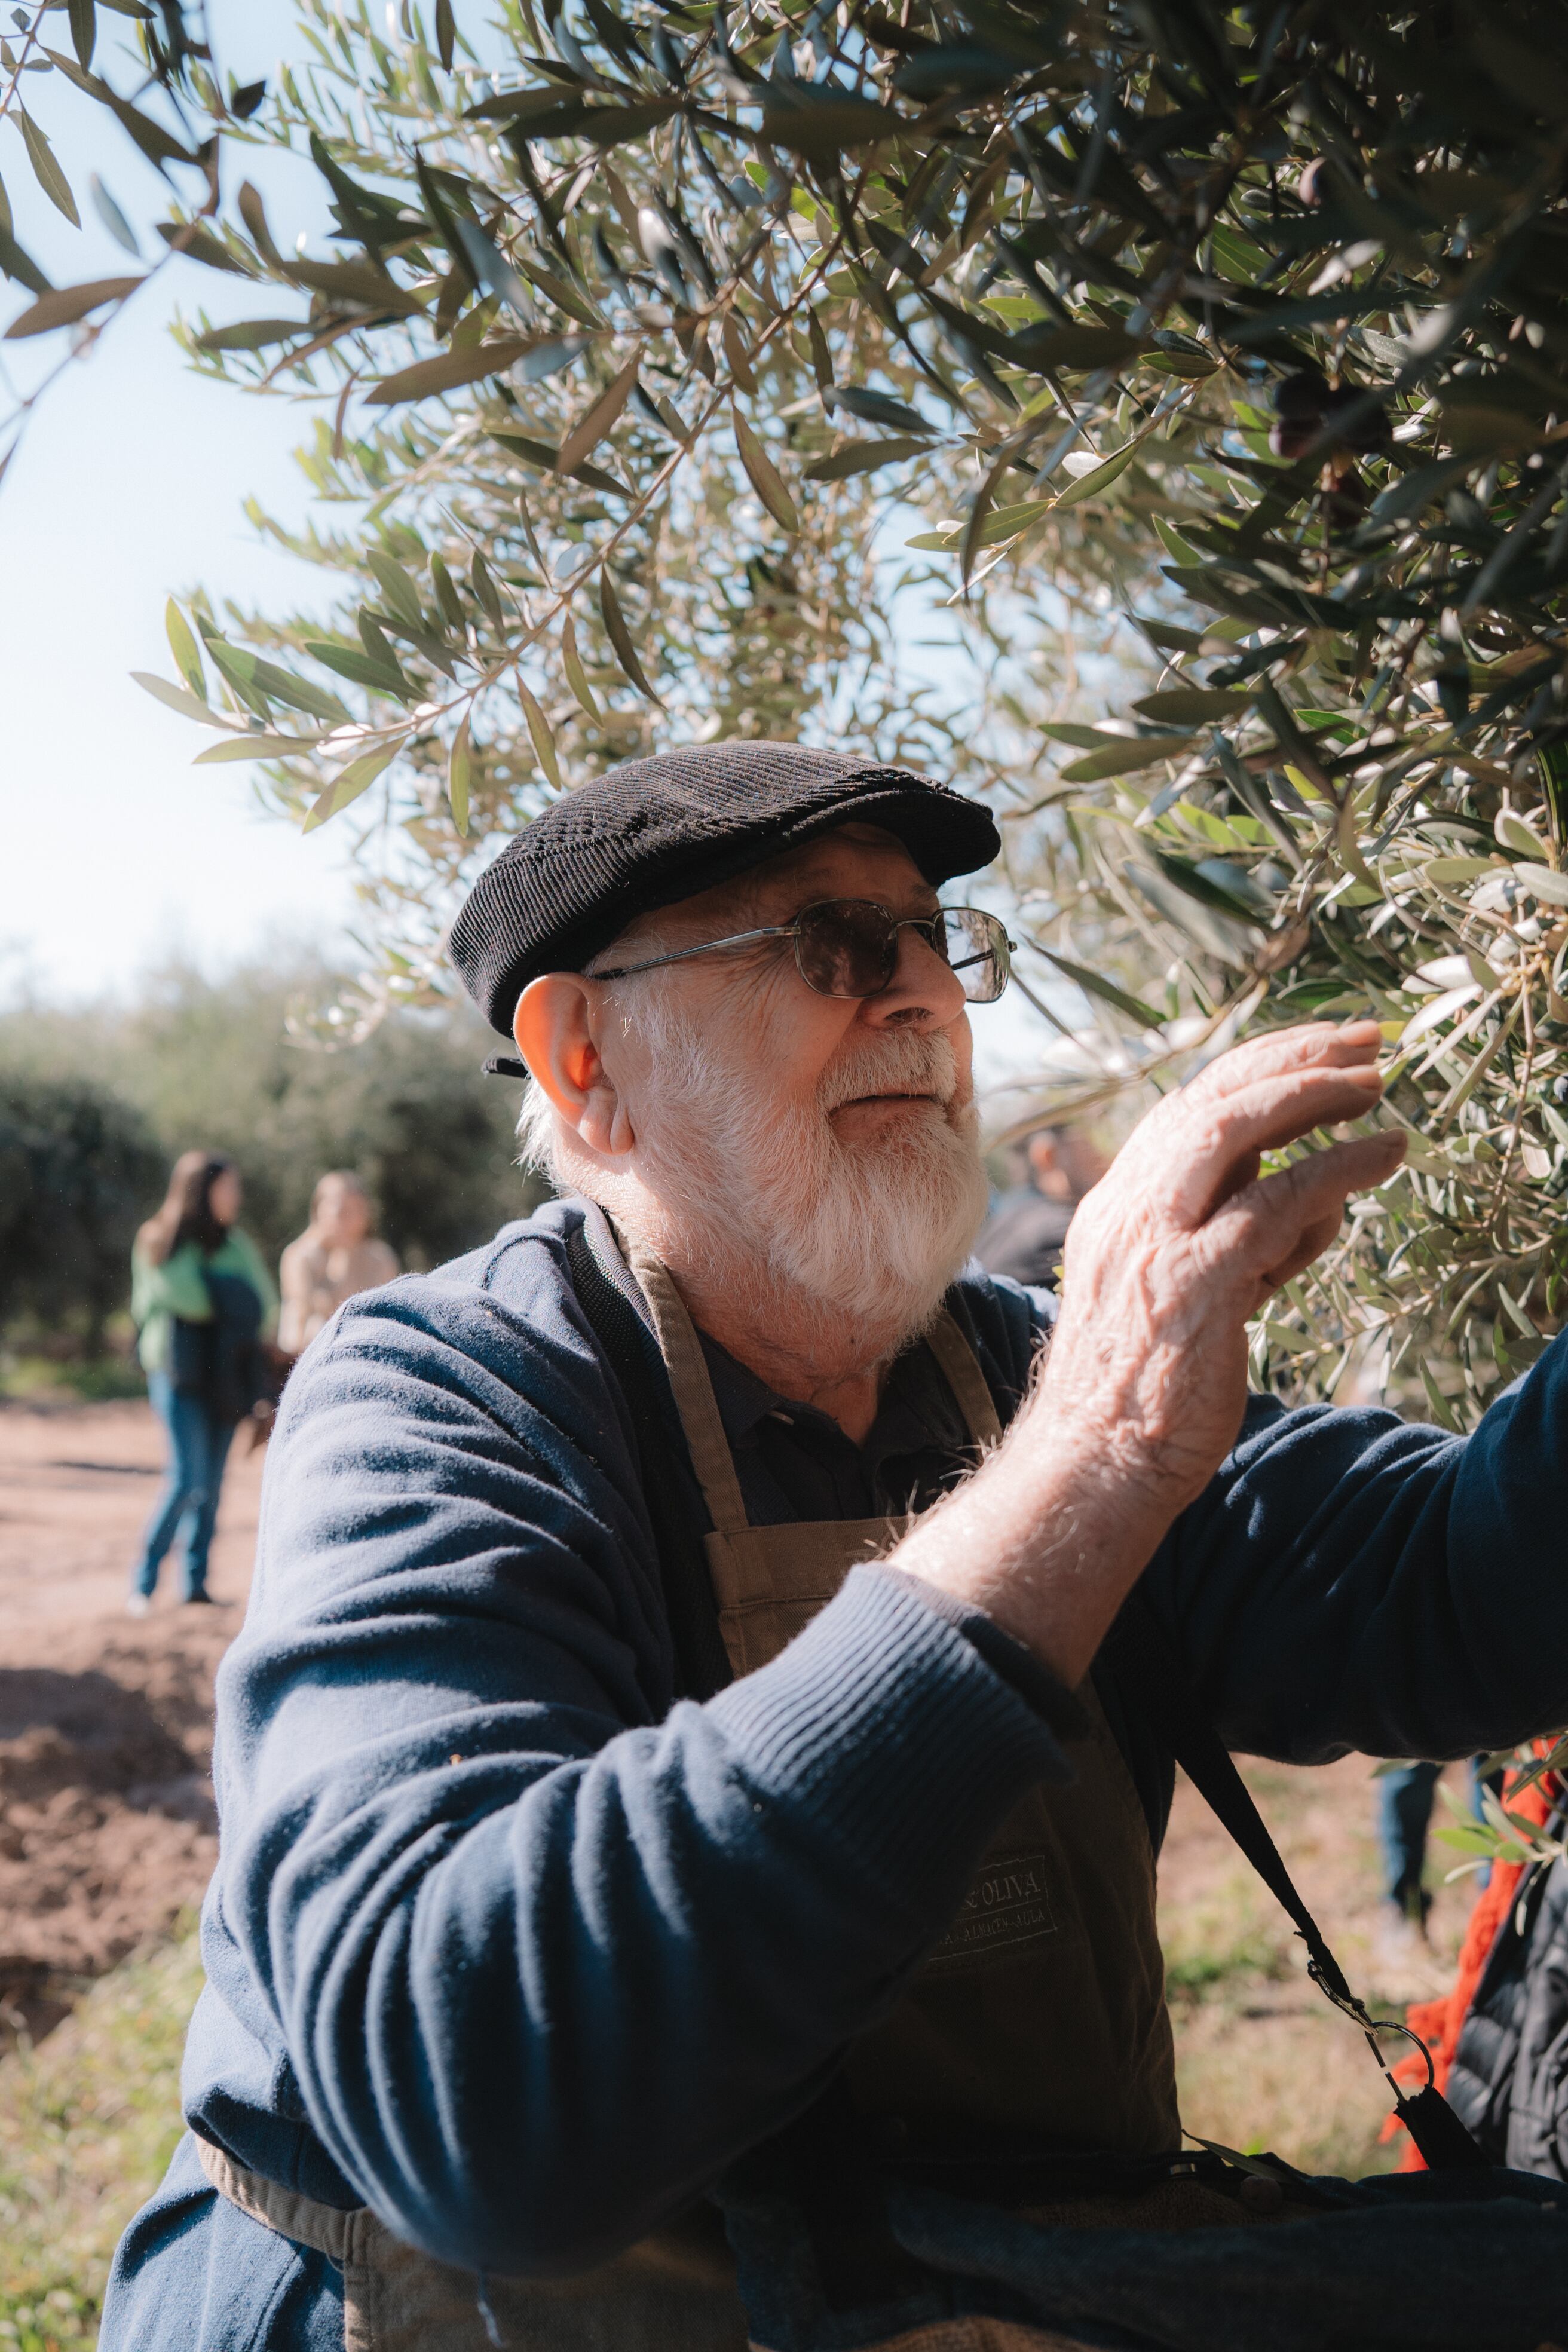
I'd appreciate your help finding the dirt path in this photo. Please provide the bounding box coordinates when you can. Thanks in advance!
[0,1401,259,2038]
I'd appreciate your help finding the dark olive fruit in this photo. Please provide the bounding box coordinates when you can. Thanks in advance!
[1320,467,1367,532]
[1270,368,1331,463]
[1323,383,1389,453]
[1274,366,1331,420]
[1435,665,1471,725]
[1270,416,1321,461]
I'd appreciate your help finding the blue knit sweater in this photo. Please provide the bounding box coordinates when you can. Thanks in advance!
[102,1198,1568,2348]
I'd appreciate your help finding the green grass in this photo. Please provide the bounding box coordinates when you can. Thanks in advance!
[1160,1870,1291,2000]
[0,1358,146,1405]
[0,1933,203,2350]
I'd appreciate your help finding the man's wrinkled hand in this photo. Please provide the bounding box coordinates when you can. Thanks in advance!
[1040,1021,1404,1513]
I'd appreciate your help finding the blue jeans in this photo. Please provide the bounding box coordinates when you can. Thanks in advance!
[1376,1759,1444,1917]
[1377,1758,1496,1914]
[133,1370,235,1601]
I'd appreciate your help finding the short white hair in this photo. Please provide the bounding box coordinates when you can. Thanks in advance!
[510,939,687,1192]
[516,1077,561,1183]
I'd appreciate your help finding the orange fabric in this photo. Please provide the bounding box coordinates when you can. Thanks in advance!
[1380,1752,1560,2170]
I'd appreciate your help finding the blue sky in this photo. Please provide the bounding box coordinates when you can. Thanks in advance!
[1,0,358,1004]
[0,3,1059,1092]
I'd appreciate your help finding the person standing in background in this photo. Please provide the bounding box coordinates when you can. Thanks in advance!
[975,1122,1110,1290]
[128,1152,277,1615]
[277,1171,400,1359]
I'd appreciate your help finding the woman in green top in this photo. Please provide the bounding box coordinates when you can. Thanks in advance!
[128,1151,277,1614]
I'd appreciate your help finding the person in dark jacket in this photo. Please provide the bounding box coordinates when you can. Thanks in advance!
[102,745,1568,2352]
[976,1125,1110,1289]
[1442,1775,1568,2176]
[127,1150,277,1613]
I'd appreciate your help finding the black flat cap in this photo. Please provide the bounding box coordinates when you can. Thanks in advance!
[449,739,999,1037]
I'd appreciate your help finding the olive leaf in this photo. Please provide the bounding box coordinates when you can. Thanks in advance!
[365,550,427,631]
[3,274,141,336]
[1059,734,1193,782]
[448,714,471,835]
[193,732,329,764]
[561,613,600,719]
[1132,688,1250,724]
[193,318,308,353]
[468,549,506,627]
[721,310,757,394]
[366,337,531,405]
[164,600,207,702]
[132,671,233,728]
[557,353,642,474]
[804,436,929,480]
[69,0,96,71]
[733,409,799,534]
[90,174,137,255]
[304,743,400,832]
[519,682,561,787]
[207,641,352,724]
[17,111,79,228]
[599,572,661,704]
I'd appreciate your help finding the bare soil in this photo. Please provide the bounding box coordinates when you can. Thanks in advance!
[1159,1751,1475,2174]
[0,1401,259,2043]
[0,1399,1475,2176]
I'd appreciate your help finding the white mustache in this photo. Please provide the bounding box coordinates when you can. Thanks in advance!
[817,1031,960,1117]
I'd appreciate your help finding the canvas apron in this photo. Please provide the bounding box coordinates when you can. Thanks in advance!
[196,1242,1184,2351]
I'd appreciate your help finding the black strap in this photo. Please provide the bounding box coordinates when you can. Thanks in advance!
[563,1220,733,1702]
[483,1053,529,1079]
[1107,1595,1355,2005]
[1108,1592,1490,2173]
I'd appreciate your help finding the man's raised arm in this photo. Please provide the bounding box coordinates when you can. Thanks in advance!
[896,1020,1404,1685]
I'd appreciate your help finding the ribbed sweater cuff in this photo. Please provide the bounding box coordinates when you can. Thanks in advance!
[705,1561,1068,1915]
[877,1564,1089,1742]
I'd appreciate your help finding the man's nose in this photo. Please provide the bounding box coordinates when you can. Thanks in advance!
[863,921,968,1028]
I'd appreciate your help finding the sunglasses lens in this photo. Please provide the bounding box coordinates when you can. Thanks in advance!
[942,909,1011,1003]
[795,901,898,997]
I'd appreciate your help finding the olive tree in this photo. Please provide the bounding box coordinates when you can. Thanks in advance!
[29,0,1556,1417]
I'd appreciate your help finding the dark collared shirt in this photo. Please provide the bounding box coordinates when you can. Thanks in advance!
[699,1327,979,1526]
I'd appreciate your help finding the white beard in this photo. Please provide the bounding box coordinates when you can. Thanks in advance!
[614,994,990,1371]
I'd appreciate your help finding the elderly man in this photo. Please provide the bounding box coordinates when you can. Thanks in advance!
[103,744,1568,2352]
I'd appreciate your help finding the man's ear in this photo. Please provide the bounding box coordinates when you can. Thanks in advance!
[514,975,636,1158]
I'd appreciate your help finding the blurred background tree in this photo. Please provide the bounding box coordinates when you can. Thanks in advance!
[0,953,540,1392]
[0,1075,164,1364]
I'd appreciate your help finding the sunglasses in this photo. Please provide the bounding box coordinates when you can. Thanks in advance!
[593,898,1015,1004]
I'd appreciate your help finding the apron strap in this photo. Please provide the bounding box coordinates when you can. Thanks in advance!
[564,1218,734,1702]
[926,1306,1004,1450]
[615,1227,752,1537]
[618,1241,1007,1534]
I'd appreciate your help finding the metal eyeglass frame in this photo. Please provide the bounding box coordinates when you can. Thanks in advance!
[591,900,1016,1003]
